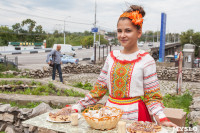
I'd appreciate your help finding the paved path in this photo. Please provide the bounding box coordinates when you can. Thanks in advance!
[49,73,200,95]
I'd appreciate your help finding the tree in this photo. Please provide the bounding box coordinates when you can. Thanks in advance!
[180,29,194,44]
[53,30,62,38]
[12,23,21,33]
[180,29,200,57]
[0,37,4,46]
[81,36,93,47]
[21,19,36,33]
[0,26,17,46]
[83,31,92,36]
[35,25,43,33]
[99,35,109,45]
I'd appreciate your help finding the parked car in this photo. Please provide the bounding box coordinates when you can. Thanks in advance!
[148,42,153,47]
[0,57,4,63]
[138,42,144,47]
[53,44,76,57]
[165,55,175,62]
[61,55,79,64]
[194,58,200,67]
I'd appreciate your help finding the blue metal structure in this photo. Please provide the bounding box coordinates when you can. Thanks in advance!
[159,13,167,62]
[91,27,98,32]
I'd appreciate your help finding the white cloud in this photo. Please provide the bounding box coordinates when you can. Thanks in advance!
[0,0,199,33]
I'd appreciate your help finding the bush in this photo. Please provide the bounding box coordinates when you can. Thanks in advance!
[0,63,18,72]
[163,90,193,127]
[0,73,15,78]
[163,90,192,113]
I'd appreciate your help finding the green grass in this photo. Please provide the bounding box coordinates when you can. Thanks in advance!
[0,72,30,78]
[0,80,85,97]
[0,131,5,133]
[163,90,193,126]
[163,90,192,113]
[10,101,41,108]
[73,82,109,96]
[0,63,30,78]
[0,73,15,78]
[0,63,18,73]
[73,82,92,91]
[0,80,25,85]
[0,101,63,109]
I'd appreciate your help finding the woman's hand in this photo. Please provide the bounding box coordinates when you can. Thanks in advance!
[154,115,178,127]
[160,121,178,127]
[60,105,78,114]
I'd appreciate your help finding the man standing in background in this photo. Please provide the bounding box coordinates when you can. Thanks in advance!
[46,45,63,83]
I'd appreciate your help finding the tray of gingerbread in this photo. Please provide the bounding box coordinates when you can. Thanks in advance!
[47,108,81,123]
[126,121,175,133]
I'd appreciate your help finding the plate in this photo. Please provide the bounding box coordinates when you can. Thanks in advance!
[46,114,81,123]
[126,123,175,133]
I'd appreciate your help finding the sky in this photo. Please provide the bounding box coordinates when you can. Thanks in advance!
[0,0,200,34]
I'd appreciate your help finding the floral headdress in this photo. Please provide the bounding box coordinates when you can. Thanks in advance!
[120,11,143,28]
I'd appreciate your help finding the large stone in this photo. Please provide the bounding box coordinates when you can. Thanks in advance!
[29,125,37,132]
[5,126,16,133]
[3,85,11,89]
[0,114,3,120]
[17,113,28,120]
[14,119,21,127]
[23,128,29,133]
[0,104,11,112]
[38,128,58,133]
[15,126,24,133]
[188,111,200,124]
[0,123,7,131]
[28,102,52,118]
[43,66,49,72]
[19,108,33,115]
[3,113,14,122]
[8,107,19,112]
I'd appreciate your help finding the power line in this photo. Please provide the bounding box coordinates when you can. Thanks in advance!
[0,30,46,36]
[0,8,93,26]
[2,0,94,23]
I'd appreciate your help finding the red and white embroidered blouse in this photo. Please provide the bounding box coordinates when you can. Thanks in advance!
[72,50,168,122]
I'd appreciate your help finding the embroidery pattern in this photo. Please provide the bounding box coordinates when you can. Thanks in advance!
[110,62,134,98]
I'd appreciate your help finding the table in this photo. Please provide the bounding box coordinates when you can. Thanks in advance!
[22,110,176,133]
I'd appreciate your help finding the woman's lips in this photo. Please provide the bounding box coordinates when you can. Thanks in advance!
[121,40,128,43]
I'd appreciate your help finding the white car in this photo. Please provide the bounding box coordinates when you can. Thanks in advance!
[148,42,153,47]
[138,43,144,47]
[53,44,76,57]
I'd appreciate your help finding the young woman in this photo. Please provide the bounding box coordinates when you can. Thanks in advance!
[70,5,177,127]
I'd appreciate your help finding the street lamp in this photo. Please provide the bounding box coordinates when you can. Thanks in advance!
[64,16,71,44]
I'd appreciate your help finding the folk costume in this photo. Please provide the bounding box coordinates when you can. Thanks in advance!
[72,50,169,122]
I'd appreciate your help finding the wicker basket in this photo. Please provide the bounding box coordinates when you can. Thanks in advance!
[82,104,123,130]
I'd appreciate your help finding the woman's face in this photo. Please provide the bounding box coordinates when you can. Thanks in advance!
[117,19,142,49]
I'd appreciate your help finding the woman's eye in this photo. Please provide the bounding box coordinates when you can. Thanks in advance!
[126,30,131,32]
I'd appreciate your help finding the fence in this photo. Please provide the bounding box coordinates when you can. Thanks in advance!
[0,55,18,69]
[92,45,113,64]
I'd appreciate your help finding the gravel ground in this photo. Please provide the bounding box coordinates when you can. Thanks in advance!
[44,73,200,96]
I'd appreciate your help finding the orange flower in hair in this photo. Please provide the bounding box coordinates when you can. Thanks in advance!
[120,11,143,27]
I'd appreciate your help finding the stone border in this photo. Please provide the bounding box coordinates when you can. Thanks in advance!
[0,78,90,94]
[2,65,200,82]
[188,88,200,130]
[0,78,108,107]
[0,102,52,133]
